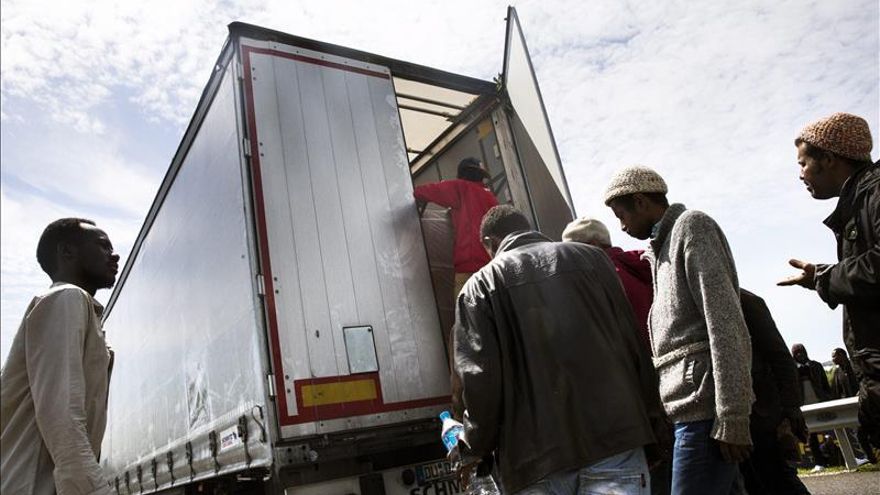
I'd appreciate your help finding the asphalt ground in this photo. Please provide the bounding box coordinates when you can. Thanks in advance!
[800,471,880,495]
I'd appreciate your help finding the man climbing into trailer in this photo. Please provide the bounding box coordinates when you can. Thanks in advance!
[413,157,498,420]
[453,205,665,494]
[1,218,119,495]
[413,157,499,296]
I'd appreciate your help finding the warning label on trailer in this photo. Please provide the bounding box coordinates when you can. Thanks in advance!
[219,426,242,452]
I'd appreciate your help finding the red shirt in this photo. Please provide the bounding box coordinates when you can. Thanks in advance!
[604,246,654,353]
[414,179,498,273]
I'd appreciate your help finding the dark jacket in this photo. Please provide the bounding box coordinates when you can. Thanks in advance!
[815,162,880,377]
[831,362,859,399]
[740,290,802,432]
[454,231,662,493]
[795,359,832,404]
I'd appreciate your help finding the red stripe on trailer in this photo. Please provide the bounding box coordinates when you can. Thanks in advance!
[291,373,449,425]
[241,47,291,422]
[241,45,448,427]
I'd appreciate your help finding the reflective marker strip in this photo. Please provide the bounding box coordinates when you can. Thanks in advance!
[300,378,378,407]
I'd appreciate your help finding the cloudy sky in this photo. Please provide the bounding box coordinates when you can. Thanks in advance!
[1,0,877,366]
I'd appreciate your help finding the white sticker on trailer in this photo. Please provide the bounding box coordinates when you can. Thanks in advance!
[219,425,242,451]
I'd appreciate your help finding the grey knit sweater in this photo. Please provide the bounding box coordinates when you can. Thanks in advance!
[644,204,754,445]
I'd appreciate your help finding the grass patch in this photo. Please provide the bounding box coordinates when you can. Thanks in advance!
[797,463,879,476]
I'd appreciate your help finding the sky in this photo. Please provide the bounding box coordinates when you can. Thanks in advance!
[1,0,878,367]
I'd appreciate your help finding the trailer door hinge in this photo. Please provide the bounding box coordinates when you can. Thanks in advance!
[266,374,277,398]
[256,274,265,295]
[243,138,252,157]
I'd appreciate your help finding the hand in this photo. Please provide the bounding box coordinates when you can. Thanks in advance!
[718,441,752,463]
[777,259,817,289]
[645,415,674,467]
[456,459,478,491]
[775,418,803,461]
[785,412,809,443]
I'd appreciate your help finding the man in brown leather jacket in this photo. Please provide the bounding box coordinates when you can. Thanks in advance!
[780,112,880,452]
[454,205,665,494]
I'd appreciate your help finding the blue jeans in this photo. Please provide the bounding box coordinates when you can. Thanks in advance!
[515,448,650,495]
[671,420,738,495]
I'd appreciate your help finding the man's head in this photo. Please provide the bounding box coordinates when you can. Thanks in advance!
[603,166,670,240]
[36,218,119,295]
[832,348,849,366]
[480,205,531,257]
[457,157,490,183]
[562,217,611,248]
[795,112,873,200]
[791,343,809,364]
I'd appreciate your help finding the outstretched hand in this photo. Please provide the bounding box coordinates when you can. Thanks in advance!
[777,259,817,290]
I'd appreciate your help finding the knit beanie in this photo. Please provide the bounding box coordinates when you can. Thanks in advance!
[797,112,873,161]
[562,217,611,246]
[603,165,668,205]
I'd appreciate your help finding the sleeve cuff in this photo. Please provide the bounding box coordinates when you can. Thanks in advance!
[711,416,752,445]
[814,264,839,308]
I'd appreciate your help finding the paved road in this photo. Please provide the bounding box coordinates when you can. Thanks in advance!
[800,471,880,495]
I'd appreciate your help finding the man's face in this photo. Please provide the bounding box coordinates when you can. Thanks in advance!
[792,346,808,364]
[832,350,844,366]
[797,142,836,200]
[609,196,653,240]
[73,223,120,290]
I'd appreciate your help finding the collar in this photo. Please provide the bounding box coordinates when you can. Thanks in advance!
[50,281,105,317]
[496,230,553,254]
[823,162,878,233]
[649,203,687,253]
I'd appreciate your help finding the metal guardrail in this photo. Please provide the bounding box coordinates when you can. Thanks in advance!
[801,397,861,470]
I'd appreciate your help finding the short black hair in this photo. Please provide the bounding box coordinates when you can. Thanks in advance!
[610,192,669,211]
[36,218,95,276]
[795,139,872,169]
[480,205,531,240]
[457,157,486,182]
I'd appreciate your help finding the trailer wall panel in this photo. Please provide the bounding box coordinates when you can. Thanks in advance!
[101,67,271,486]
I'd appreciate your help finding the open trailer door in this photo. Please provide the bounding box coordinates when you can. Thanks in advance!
[502,6,575,239]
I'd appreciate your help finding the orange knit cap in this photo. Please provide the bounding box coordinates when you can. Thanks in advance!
[797,112,873,161]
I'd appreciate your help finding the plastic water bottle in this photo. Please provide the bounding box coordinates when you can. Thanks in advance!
[439,411,463,452]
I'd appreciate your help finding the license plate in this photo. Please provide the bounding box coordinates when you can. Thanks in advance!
[415,460,456,485]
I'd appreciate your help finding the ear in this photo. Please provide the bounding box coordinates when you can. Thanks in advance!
[818,150,836,168]
[482,236,497,257]
[632,193,647,210]
[56,241,78,264]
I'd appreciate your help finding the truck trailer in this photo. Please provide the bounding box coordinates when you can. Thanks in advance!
[101,7,575,494]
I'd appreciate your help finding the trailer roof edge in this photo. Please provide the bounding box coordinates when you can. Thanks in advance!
[227,22,496,95]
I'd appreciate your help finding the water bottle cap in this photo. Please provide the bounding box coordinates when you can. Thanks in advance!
[439,411,451,421]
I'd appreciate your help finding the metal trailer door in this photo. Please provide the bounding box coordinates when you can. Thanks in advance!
[239,39,450,439]
[501,6,576,239]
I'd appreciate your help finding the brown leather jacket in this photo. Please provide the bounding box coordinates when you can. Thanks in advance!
[453,231,662,493]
